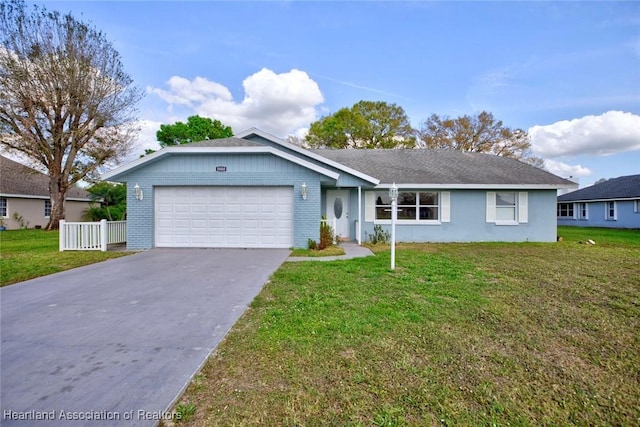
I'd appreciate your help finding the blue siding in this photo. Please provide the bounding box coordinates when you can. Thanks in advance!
[117,153,323,249]
[357,189,558,243]
[558,200,640,228]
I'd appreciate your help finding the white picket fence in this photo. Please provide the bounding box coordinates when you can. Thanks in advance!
[59,220,126,252]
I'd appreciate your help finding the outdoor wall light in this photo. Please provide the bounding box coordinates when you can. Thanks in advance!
[301,182,308,200]
[134,183,143,201]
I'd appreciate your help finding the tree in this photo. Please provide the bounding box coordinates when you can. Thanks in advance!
[418,111,544,167]
[83,182,126,221]
[305,100,416,149]
[0,0,143,230]
[156,115,233,148]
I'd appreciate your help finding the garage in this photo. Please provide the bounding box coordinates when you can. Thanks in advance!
[155,186,294,248]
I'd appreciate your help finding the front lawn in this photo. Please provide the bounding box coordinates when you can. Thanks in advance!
[171,227,640,426]
[0,229,130,286]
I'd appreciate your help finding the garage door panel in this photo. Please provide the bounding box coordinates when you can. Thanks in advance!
[155,186,293,248]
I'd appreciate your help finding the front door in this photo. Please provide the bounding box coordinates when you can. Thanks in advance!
[326,190,350,240]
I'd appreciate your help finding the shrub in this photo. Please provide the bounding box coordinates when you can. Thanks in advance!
[308,238,317,250]
[367,224,390,244]
[319,218,335,250]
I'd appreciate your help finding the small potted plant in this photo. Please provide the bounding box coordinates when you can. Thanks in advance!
[12,211,27,229]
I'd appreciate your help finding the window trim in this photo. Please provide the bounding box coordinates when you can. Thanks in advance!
[635,200,640,213]
[44,199,52,218]
[366,190,450,225]
[577,202,588,220]
[557,202,575,219]
[487,191,528,225]
[0,197,7,218]
[605,201,617,220]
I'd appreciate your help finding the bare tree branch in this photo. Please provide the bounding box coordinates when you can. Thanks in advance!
[0,0,143,229]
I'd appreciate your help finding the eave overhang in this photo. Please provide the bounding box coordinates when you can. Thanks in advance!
[101,146,340,182]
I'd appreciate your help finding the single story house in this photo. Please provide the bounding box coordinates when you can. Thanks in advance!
[0,156,92,230]
[557,174,640,228]
[102,128,576,250]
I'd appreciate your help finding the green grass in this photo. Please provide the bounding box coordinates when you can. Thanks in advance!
[558,225,640,247]
[171,227,640,426]
[0,229,130,286]
[289,245,346,257]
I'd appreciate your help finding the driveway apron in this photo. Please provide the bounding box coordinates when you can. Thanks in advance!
[1,248,290,426]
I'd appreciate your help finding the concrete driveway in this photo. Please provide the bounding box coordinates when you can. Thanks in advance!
[1,248,290,426]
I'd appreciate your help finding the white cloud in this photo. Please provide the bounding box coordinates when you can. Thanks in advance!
[147,76,232,106]
[543,159,591,180]
[147,68,324,137]
[529,111,640,157]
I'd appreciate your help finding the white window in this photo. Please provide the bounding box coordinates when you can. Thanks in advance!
[487,192,528,225]
[635,200,640,213]
[366,190,450,223]
[557,203,574,218]
[0,197,7,217]
[605,201,616,220]
[44,200,52,217]
[496,192,516,221]
[577,202,588,220]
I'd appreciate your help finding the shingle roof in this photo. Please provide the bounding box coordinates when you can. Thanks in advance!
[558,174,640,201]
[0,156,90,199]
[311,149,573,186]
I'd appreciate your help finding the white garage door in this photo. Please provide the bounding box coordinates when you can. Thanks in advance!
[155,186,294,248]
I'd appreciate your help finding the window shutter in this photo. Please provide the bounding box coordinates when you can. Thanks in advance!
[518,192,528,223]
[486,192,496,223]
[365,191,375,222]
[441,191,451,222]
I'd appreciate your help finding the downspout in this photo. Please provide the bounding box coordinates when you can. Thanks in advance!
[357,186,362,245]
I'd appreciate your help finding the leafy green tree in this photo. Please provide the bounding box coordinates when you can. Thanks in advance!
[156,115,233,148]
[0,0,143,229]
[83,182,126,221]
[306,100,416,149]
[418,111,544,167]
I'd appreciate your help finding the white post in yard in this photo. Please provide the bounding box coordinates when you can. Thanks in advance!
[59,220,65,252]
[100,219,108,252]
[389,183,398,270]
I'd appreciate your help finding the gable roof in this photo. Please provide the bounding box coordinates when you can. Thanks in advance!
[101,143,341,182]
[313,149,575,189]
[235,128,379,184]
[100,127,574,189]
[558,174,640,202]
[0,156,91,200]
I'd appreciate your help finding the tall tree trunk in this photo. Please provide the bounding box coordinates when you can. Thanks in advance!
[46,176,66,230]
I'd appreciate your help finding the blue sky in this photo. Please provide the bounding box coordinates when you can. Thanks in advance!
[43,1,640,187]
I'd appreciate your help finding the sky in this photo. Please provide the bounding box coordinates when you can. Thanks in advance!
[41,1,640,187]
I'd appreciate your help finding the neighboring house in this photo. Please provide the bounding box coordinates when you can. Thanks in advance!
[0,156,92,230]
[102,128,576,250]
[557,174,640,229]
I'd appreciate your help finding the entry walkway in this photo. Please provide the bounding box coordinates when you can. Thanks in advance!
[287,242,374,262]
